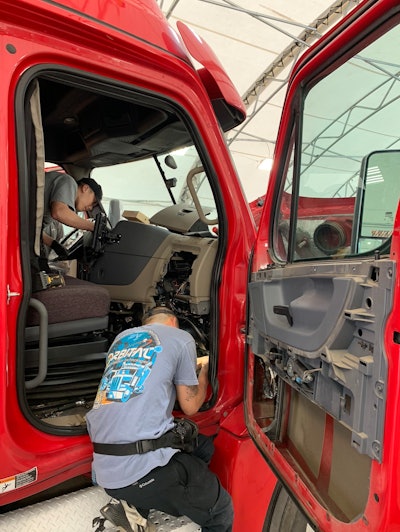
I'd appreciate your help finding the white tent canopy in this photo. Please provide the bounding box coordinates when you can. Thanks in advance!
[158,0,361,201]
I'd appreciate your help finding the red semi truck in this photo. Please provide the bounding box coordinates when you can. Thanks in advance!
[1,0,400,530]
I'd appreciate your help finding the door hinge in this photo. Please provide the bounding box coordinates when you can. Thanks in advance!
[7,285,20,304]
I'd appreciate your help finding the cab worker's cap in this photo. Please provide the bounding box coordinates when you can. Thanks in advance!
[79,177,103,202]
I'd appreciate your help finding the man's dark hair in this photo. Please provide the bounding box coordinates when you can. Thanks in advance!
[142,306,176,323]
[78,177,103,201]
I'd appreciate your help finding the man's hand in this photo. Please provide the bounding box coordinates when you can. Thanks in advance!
[176,356,210,416]
[50,240,69,260]
[196,356,209,375]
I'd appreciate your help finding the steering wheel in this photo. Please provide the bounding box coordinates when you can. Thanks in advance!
[91,212,108,253]
[59,213,108,260]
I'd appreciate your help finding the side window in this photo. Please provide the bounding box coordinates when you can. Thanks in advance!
[274,24,400,262]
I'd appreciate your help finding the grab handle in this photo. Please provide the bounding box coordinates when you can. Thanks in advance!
[25,298,48,389]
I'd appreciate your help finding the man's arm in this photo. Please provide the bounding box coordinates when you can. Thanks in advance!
[176,362,209,416]
[42,231,53,247]
[51,201,94,231]
[42,230,69,259]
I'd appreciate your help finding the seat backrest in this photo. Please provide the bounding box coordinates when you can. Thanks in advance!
[108,198,124,228]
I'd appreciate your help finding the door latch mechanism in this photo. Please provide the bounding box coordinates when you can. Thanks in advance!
[7,285,20,304]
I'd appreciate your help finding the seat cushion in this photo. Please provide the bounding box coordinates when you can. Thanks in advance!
[27,276,110,326]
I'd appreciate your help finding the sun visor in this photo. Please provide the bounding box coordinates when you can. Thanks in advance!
[177,21,246,131]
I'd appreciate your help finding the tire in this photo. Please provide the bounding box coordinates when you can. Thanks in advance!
[263,482,311,532]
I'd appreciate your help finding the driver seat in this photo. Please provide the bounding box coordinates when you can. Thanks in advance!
[24,275,111,414]
[26,275,110,339]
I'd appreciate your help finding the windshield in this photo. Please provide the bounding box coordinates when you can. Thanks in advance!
[92,145,217,226]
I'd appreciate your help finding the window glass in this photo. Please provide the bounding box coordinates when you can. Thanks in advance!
[274,25,400,261]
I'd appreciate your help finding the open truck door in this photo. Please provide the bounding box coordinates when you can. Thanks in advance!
[246,1,400,530]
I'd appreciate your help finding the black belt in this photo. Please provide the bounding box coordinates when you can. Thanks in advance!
[92,418,199,456]
[93,438,165,456]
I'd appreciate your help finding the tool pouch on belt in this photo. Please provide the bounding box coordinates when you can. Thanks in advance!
[167,418,199,453]
[92,418,199,456]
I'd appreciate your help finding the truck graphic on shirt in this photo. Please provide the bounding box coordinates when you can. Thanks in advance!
[100,361,152,401]
[98,331,162,402]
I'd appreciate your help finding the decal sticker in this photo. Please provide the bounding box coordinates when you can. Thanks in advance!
[371,229,392,238]
[0,467,37,493]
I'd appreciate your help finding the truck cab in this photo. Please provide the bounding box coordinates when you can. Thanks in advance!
[3,0,400,531]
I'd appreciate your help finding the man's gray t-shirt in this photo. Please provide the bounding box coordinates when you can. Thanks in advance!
[86,323,198,489]
[43,171,77,230]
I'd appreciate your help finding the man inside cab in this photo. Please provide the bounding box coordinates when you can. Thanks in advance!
[42,170,103,259]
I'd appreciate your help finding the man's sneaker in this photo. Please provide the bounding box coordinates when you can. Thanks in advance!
[100,498,155,532]
[122,501,156,532]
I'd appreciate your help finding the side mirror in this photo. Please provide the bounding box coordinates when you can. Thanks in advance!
[352,150,400,254]
[164,155,177,169]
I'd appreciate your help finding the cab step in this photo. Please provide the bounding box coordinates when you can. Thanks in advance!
[0,485,200,531]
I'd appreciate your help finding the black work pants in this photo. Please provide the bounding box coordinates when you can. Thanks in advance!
[105,437,233,532]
